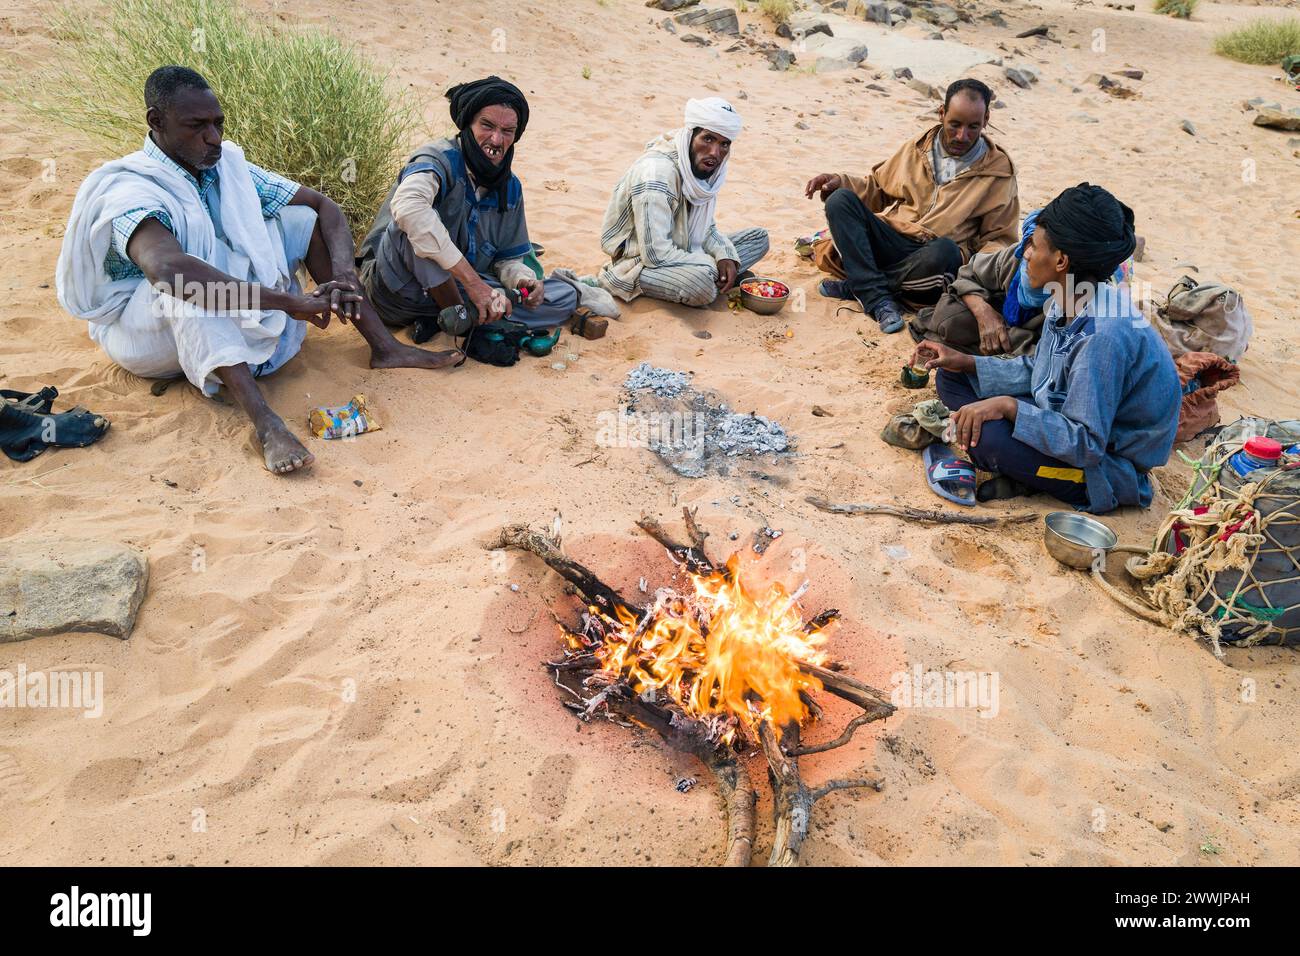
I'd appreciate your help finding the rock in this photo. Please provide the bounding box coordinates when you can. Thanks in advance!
[1,540,148,642]
[1244,97,1281,112]
[777,15,833,39]
[736,90,748,99]
[828,0,848,8]
[1070,112,1099,124]
[992,99,1007,108]
[681,33,711,45]
[845,44,869,63]
[863,1,893,24]
[915,3,960,27]
[1289,137,1300,148]
[795,120,810,130]
[888,2,912,20]
[906,77,942,100]
[646,0,699,9]
[1253,108,1300,131]
[893,66,913,80]
[1117,68,1144,80]
[814,56,857,73]
[812,405,833,417]
[768,49,796,71]
[661,16,676,32]
[982,11,1009,28]
[674,6,739,35]
[1180,119,1196,136]
[693,329,712,339]
[865,82,889,92]
[1015,25,1050,38]
[1004,67,1034,89]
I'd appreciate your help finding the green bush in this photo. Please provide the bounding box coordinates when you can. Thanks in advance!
[3,0,424,235]
[1154,0,1198,19]
[759,0,794,25]
[1214,18,1300,66]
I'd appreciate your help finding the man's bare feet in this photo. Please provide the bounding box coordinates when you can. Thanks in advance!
[257,417,315,474]
[369,342,461,370]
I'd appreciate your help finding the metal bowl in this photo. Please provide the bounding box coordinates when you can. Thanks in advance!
[739,277,789,316]
[1044,511,1117,570]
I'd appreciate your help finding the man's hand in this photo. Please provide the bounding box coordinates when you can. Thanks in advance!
[515,277,544,308]
[971,299,1012,355]
[286,292,340,329]
[467,280,510,325]
[804,173,843,200]
[309,279,364,325]
[911,340,975,375]
[715,258,740,294]
[953,396,1017,449]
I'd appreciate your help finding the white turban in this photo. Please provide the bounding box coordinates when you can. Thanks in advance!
[683,97,743,140]
[676,98,742,252]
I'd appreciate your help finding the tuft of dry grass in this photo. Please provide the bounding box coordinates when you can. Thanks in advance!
[1,0,424,235]
[1154,0,1198,19]
[759,0,794,26]
[1214,18,1300,66]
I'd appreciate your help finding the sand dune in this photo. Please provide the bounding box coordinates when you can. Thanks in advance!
[1,0,1297,865]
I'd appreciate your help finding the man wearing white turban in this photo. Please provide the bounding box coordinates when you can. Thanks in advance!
[597,97,768,307]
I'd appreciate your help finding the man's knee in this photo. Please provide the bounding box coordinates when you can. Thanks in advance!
[824,187,864,226]
[678,273,718,307]
[923,237,963,274]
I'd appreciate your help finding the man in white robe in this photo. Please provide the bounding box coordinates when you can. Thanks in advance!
[57,66,454,474]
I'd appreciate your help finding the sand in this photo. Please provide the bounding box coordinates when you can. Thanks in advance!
[1,0,1298,866]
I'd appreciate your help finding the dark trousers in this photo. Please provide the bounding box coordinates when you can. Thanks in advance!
[936,369,1091,508]
[823,187,963,311]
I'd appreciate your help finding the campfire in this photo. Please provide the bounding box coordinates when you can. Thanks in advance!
[491,509,895,867]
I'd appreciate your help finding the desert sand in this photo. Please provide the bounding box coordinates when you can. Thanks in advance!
[1,0,1298,866]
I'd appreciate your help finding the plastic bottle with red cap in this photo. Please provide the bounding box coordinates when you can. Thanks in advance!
[1228,436,1283,479]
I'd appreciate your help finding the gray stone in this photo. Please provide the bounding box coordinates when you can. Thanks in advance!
[1117,68,1144,80]
[674,6,739,35]
[845,44,869,63]
[1180,119,1196,136]
[906,77,942,99]
[1253,108,1300,131]
[888,3,912,19]
[915,3,959,27]
[1244,97,1281,112]
[814,56,857,73]
[1,540,148,642]
[893,66,913,79]
[681,33,711,45]
[1070,112,1099,124]
[661,16,676,33]
[795,120,811,129]
[777,15,833,39]
[1004,67,1034,89]
[863,1,893,24]
[768,49,797,70]
[992,99,1007,108]
[646,0,699,9]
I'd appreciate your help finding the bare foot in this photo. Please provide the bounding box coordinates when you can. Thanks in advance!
[369,343,461,370]
[257,418,315,474]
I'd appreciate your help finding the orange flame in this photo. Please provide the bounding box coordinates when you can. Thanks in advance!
[592,555,829,734]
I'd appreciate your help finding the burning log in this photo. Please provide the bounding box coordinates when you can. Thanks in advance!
[488,508,895,866]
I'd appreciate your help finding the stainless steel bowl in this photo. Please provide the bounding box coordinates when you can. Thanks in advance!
[739,277,789,316]
[1044,511,1117,570]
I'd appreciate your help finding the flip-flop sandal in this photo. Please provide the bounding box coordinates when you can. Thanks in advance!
[2,386,59,415]
[881,413,935,450]
[923,442,977,506]
[0,401,110,463]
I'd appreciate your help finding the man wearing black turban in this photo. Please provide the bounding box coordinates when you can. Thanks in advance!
[358,76,578,338]
[910,184,1180,514]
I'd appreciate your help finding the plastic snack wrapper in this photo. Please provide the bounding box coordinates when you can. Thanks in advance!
[308,395,381,440]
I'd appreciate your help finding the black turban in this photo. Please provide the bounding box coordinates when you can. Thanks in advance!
[445,76,529,139]
[1037,183,1136,279]
[444,77,529,211]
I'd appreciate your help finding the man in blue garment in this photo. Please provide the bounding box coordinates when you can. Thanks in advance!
[912,183,1180,514]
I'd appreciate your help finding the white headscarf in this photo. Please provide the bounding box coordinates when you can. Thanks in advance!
[676,97,742,251]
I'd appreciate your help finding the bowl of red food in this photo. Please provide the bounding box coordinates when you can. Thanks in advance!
[738,277,790,315]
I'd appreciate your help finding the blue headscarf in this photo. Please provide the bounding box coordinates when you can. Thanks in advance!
[1002,209,1051,327]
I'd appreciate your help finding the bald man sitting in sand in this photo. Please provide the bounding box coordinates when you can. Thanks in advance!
[57,66,454,475]
[597,97,769,307]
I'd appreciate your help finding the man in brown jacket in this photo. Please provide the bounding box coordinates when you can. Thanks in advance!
[804,78,1019,334]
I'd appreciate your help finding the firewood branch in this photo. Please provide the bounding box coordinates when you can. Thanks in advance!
[805,496,1038,527]
[488,524,646,620]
